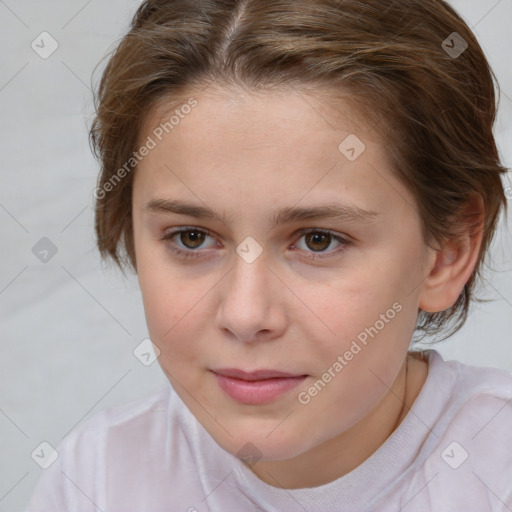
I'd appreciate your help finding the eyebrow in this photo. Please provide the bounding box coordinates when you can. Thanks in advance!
[144,198,379,228]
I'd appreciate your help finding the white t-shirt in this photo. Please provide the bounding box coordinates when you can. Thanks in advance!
[26,350,512,512]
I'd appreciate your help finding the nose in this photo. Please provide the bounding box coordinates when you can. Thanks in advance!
[215,250,287,344]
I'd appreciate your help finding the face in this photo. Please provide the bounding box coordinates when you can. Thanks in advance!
[132,85,433,462]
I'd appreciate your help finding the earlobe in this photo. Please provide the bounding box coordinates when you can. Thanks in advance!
[418,198,484,313]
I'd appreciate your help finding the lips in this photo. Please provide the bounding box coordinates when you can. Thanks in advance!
[211,368,308,405]
[212,368,304,380]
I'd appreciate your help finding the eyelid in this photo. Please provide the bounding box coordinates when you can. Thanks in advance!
[289,228,352,260]
[160,226,352,259]
[292,227,352,244]
[160,226,220,250]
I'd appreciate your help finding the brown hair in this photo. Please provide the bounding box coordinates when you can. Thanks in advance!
[89,0,508,342]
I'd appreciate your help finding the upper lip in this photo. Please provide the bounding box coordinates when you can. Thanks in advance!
[212,368,305,381]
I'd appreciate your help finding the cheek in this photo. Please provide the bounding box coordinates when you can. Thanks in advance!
[136,260,213,371]
[322,271,416,394]
[307,268,413,385]
[136,256,185,350]
[309,268,397,345]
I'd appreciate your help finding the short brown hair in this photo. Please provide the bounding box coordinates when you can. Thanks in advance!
[89,0,508,342]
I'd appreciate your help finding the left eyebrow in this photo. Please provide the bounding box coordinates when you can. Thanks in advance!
[144,199,379,228]
[272,204,379,227]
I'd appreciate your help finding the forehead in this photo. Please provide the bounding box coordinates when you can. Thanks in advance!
[145,83,379,143]
[133,85,413,219]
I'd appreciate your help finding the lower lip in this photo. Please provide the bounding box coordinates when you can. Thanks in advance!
[213,373,307,405]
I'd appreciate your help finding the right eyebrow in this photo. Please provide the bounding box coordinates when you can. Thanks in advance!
[144,199,233,224]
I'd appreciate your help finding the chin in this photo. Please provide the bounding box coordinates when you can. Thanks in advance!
[208,421,318,463]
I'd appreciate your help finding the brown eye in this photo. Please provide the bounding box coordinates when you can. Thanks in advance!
[304,232,332,252]
[160,227,218,259]
[291,228,351,260]
[179,230,206,249]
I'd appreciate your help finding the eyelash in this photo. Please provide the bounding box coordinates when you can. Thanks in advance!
[159,226,352,261]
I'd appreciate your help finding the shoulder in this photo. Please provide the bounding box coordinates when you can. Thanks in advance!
[26,384,177,511]
[78,382,170,430]
[422,349,512,405]
[442,353,512,449]
[437,351,512,426]
[58,383,173,461]
[27,384,216,510]
[412,351,512,509]
[422,350,512,436]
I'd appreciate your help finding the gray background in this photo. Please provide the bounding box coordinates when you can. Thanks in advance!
[0,1,511,510]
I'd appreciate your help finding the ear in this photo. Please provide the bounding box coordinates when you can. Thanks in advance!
[418,195,485,313]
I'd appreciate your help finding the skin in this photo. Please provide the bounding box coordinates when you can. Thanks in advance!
[131,84,483,488]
